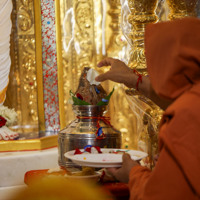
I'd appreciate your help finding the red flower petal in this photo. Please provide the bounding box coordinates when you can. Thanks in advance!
[0,116,7,128]
[94,146,102,153]
[85,147,91,153]
[76,93,83,100]
[74,148,83,155]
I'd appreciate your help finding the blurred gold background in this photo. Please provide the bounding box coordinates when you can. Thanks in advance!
[4,0,199,152]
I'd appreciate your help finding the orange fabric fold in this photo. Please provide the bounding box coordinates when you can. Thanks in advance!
[145,17,200,100]
[128,18,200,200]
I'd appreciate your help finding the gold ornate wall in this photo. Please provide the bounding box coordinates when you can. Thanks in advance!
[59,0,138,149]
[7,0,194,151]
[6,0,39,138]
[60,0,101,126]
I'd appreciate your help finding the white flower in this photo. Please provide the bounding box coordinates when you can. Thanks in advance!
[0,105,17,126]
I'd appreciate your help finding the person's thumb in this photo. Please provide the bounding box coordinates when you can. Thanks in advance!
[122,153,131,163]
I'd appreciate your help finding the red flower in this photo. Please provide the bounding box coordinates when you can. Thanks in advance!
[0,116,7,128]
[76,93,83,100]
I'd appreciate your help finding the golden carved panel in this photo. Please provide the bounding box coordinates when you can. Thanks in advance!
[58,0,138,149]
[59,0,105,127]
[5,0,38,136]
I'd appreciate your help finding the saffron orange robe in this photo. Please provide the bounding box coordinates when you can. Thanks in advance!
[128,18,200,200]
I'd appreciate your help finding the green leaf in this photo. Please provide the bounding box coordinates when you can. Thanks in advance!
[96,87,115,106]
[72,96,91,105]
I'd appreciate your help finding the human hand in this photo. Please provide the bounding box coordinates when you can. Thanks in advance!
[106,153,139,183]
[95,57,135,88]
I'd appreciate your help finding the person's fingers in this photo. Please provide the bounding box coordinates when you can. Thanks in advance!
[106,167,118,179]
[97,57,115,67]
[95,71,111,82]
[122,153,139,169]
[106,167,118,174]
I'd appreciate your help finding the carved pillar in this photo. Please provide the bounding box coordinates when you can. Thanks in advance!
[127,0,158,73]
[6,0,38,136]
[167,0,198,20]
[107,0,127,58]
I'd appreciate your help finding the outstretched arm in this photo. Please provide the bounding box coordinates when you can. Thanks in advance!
[95,57,171,110]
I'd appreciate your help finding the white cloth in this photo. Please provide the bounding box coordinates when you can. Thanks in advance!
[0,0,12,104]
[0,0,14,141]
[86,68,100,85]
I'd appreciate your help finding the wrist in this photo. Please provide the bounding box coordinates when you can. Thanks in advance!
[133,69,143,91]
[123,72,138,88]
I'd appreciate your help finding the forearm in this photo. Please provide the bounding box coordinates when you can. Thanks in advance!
[96,58,172,109]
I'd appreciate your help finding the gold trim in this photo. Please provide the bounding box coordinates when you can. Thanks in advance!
[55,0,65,129]
[34,0,45,131]
[0,135,58,152]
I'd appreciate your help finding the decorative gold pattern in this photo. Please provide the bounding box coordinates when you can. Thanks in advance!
[107,0,127,58]
[34,0,45,132]
[60,0,105,128]
[57,0,138,149]
[55,0,65,130]
[3,1,187,154]
[0,0,57,151]
[0,135,58,152]
[127,0,158,73]
[5,0,38,134]
[74,0,96,67]
[167,0,198,20]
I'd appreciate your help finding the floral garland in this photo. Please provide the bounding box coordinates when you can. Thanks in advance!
[0,105,17,127]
